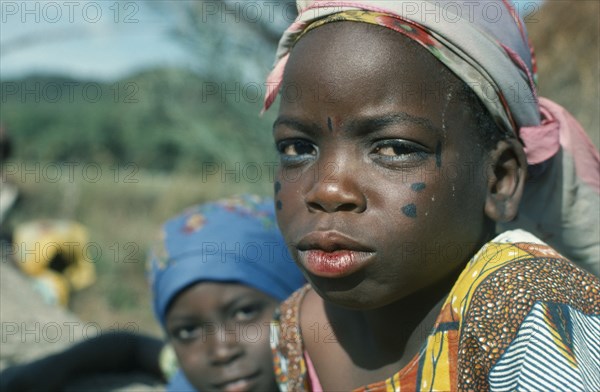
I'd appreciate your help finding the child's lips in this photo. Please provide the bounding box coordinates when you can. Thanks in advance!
[215,372,259,392]
[298,249,375,278]
[296,231,375,277]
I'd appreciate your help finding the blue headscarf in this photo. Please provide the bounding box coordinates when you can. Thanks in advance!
[148,195,306,392]
[148,194,305,328]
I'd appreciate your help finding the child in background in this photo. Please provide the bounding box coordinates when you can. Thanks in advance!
[263,1,600,390]
[0,195,305,392]
[149,194,305,391]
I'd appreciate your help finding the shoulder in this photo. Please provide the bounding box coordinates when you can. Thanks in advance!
[488,301,600,391]
[273,284,312,343]
[271,284,312,391]
[466,230,599,313]
[456,230,600,390]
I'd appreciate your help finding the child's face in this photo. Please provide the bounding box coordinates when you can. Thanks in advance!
[165,282,279,392]
[273,23,495,308]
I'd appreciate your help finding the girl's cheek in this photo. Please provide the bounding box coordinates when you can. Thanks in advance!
[275,170,303,213]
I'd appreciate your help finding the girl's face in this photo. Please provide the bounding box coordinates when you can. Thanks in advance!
[273,22,494,309]
[165,282,279,392]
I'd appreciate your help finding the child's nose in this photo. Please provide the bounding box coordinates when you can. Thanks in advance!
[207,326,243,365]
[305,161,366,213]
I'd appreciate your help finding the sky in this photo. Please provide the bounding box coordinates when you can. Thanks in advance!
[1,0,195,81]
[1,0,544,82]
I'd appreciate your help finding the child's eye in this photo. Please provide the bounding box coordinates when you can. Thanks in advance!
[370,140,429,164]
[170,325,202,343]
[232,303,264,323]
[276,139,317,164]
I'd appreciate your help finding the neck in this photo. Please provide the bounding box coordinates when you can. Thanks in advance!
[324,270,458,369]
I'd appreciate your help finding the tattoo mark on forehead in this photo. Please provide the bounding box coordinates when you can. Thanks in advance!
[401,203,417,218]
[327,117,333,132]
[276,200,283,211]
[435,141,442,168]
[411,183,426,192]
[274,181,281,194]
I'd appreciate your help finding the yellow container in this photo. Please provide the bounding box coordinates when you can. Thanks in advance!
[13,220,96,292]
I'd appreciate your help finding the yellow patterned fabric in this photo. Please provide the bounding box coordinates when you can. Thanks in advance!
[271,230,600,391]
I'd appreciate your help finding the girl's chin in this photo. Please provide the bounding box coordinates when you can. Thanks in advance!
[308,277,401,310]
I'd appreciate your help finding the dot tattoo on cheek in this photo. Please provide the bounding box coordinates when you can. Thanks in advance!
[327,116,333,132]
[276,200,283,211]
[402,203,417,218]
[275,181,281,194]
[411,183,426,192]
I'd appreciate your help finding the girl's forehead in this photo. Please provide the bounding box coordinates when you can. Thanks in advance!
[170,282,261,307]
[166,282,277,320]
[290,22,439,68]
[281,21,468,131]
[181,281,265,300]
[284,21,457,96]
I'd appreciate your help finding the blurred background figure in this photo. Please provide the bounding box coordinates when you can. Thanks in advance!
[0,124,18,236]
[0,195,304,392]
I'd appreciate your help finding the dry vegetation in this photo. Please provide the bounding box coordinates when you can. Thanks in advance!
[5,164,271,337]
[527,0,599,148]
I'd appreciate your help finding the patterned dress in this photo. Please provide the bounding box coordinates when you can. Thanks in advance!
[271,230,600,391]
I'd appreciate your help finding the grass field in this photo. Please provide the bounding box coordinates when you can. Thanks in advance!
[3,161,273,337]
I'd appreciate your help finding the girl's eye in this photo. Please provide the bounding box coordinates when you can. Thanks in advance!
[371,140,429,163]
[276,140,317,159]
[232,304,263,323]
[170,325,202,343]
[376,145,405,156]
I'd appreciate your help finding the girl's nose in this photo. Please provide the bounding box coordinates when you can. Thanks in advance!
[304,161,366,213]
[207,326,243,365]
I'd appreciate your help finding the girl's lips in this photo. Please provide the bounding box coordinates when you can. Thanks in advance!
[217,372,259,392]
[221,378,254,392]
[296,231,376,277]
[298,249,375,278]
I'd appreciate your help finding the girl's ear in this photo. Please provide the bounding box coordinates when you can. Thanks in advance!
[484,139,527,222]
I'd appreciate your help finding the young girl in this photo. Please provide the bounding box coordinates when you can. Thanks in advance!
[263,1,600,390]
[149,194,306,391]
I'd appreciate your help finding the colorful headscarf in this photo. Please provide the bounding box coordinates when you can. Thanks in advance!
[148,194,305,328]
[265,1,537,137]
[263,0,599,274]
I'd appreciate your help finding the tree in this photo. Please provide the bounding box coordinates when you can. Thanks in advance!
[145,0,296,83]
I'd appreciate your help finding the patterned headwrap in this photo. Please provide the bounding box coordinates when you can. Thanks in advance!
[148,194,305,328]
[263,0,599,274]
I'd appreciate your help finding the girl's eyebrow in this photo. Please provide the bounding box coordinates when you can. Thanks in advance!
[273,113,439,136]
[273,116,323,136]
[348,113,440,135]
[222,295,264,315]
[166,314,203,326]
